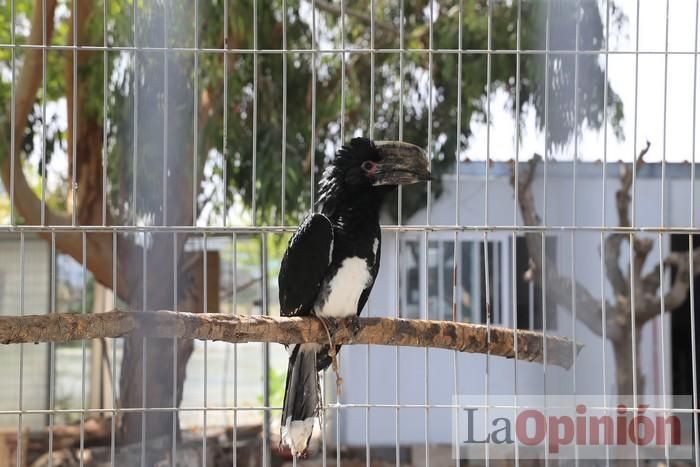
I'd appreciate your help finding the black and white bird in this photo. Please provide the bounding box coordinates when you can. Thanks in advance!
[278,137,431,456]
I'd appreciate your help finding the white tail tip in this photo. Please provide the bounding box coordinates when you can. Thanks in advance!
[282,416,315,457]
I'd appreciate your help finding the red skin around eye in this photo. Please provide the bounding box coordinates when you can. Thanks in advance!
[363,161,378,177]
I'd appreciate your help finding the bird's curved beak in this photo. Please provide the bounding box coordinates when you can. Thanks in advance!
[372,141,432,186]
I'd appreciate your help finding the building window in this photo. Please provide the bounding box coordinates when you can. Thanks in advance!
[401,236,557,331]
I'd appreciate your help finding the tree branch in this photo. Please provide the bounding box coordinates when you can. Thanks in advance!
[603,142,652,297]
[637,248,700,323]
[0,0,118,293]
[0,0,64,226]
[314,0,397,35]
[0,310,581,369]
[512,156,615,339]
[633,237,654,286]
[604,234,629,296]
[617,140,650,227]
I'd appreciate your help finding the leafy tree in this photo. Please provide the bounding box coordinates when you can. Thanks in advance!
[0,0,623,456]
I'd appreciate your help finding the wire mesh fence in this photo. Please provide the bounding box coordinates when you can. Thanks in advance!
[0,0,699,466]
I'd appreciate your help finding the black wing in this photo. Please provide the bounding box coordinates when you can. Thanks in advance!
[279,214,334,317]
[356,234,380,316]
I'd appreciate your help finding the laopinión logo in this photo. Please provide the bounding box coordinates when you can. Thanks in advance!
[452,395,693,460]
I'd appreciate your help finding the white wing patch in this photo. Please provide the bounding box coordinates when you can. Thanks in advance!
[315,257,372,318]
[373,237,379,255]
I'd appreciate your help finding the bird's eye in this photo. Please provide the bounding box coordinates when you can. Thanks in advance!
[361,161,377,173]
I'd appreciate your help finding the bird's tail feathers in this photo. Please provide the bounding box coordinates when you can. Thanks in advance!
[281,343,320,457]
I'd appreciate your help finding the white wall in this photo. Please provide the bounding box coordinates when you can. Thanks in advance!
[0,235,50,429]
[335,164,696,446]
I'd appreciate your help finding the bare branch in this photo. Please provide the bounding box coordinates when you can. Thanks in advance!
[604,235,629,296]
[638,248,700,323]
[0,310,581,369]
[601,142,653,298]
[512,155,615,339]
[633,237,654,283]
[617,140,650,227]
[663,251,695,310]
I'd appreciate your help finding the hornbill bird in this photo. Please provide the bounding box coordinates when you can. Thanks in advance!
[278,137,431,456]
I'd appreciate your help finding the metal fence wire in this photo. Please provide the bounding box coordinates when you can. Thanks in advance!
[0,0,699,466]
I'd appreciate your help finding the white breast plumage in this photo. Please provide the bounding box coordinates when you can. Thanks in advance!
[315,257,372,318]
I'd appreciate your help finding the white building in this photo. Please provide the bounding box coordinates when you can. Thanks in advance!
[0,235,50,429]
[336,160,699,447]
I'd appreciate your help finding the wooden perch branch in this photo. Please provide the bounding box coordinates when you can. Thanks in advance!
[0,310,581,369]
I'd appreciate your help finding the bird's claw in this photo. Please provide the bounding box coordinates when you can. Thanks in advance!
[328,317,340,335]
[319,315,340,337]
[347,315,361,337]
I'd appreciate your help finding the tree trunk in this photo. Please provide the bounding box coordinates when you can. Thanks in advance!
[117,234,203,461]
[115,21,214,449]
[610,327,646,467]
[611,326,644,396]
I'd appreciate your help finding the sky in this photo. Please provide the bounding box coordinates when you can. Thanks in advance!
[465,0,700,163]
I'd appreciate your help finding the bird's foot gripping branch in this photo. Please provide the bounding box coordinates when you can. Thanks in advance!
[0,309,581,369]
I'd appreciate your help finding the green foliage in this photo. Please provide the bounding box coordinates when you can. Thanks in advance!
[0,0,625,225]
[258,365,286,410]
[0,0,79,182]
